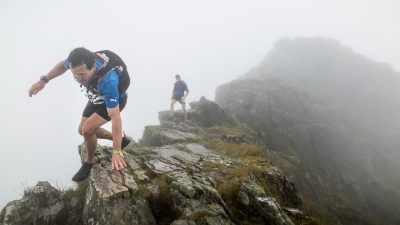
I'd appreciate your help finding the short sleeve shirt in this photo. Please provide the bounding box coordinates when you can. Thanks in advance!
[173,81,189,97]
[64,58,122,108]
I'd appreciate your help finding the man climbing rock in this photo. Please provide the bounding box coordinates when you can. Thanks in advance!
[28,47,131,182]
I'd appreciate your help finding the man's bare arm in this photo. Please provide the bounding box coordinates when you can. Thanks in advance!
[108,106,127,170]
[28,60,67,97]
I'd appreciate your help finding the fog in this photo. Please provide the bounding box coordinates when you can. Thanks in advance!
[0,0,399,208]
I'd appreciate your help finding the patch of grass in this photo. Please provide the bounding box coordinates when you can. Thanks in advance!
[208,126,249,135]
[216,167,249,195]
[202,126,254,141]
[204,139,267,160]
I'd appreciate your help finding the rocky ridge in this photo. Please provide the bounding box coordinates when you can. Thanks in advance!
[0,97,316,225]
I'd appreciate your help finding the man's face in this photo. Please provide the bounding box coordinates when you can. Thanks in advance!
[175,76,181,81]
[71,64,96,84]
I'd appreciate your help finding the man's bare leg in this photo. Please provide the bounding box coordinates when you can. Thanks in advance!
[182,102,187,121]
[79,117,112,140]
[72,113,108,182]
[96,127,113,140]
[81,113,108,163]
[170,99,177,117]
[79,117,129,152]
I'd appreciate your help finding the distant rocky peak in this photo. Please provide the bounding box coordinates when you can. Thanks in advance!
[245,37,399,87]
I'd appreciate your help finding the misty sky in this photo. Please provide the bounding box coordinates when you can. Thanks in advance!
[0,0,399,208]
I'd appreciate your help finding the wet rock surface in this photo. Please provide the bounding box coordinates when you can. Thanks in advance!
[1,97,317,225]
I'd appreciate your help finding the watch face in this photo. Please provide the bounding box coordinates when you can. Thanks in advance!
[40,76,48,83]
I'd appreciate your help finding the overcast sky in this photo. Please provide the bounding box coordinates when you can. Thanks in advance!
[0,0,399,208]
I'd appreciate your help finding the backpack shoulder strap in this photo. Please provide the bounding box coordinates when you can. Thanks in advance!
[93,50,131,93]
[94,50,127,78]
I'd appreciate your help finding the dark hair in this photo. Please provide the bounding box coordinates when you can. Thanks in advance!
[67,47,95,70]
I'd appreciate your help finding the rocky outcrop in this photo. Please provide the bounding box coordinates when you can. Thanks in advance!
[158,96,238,127]
[0,181,85,225]
[1,97,317,225]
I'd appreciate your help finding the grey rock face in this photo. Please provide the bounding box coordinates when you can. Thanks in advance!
[78,145,157,225]
[75,143,243,225]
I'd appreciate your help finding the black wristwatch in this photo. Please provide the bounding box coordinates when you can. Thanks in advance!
[40,75,49,83]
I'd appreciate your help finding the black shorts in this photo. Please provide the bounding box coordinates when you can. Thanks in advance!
[172,95,185,104]
[82,96,127,121]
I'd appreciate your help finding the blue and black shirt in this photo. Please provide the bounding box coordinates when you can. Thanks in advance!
[64,53,125,109]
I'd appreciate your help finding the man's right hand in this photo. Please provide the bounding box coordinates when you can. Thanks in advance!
[28,80,46,97]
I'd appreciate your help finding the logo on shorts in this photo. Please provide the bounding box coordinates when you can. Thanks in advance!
[110,98,118,102]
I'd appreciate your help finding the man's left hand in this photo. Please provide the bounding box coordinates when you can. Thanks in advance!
[112,153,127,170]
